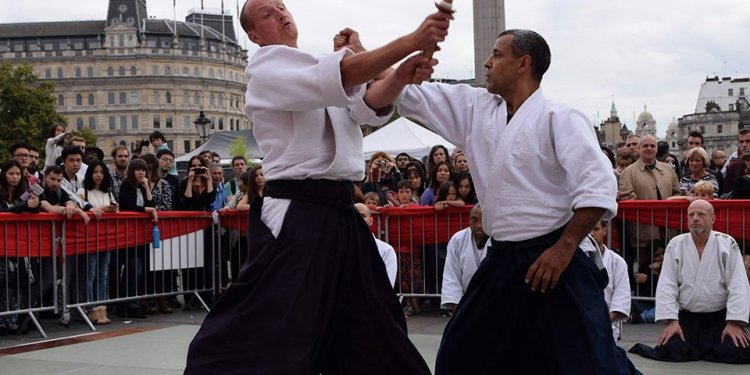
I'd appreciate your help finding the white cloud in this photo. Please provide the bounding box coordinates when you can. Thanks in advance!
[2,0,748,137]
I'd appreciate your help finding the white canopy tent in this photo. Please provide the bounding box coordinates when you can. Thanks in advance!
[363,117,455,161]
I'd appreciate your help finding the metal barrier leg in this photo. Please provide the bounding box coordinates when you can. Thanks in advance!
[191,291,210,312]
[75,305,96,332]
[26,310,47,339]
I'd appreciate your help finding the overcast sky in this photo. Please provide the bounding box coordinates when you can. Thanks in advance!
[3,0,749,137]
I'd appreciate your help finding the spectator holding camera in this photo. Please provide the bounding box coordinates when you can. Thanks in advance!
[363,152,402,205]
[181,156,215,211]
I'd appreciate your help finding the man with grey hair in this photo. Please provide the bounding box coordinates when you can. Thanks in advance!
[365,28,638,374]
[185,1,450,374]
[630,199,750,363]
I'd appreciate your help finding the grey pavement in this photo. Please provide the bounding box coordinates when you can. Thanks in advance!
[0,304,747,374]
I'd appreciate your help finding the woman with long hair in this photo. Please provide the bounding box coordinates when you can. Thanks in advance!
[76,160,118,324]
[116,158,157,319]
[238,165,264,214]
[404,167,426,202]
[0,160,39,334]
[427,144,450,176]
[420,161,452,206]
[452,173,478,205]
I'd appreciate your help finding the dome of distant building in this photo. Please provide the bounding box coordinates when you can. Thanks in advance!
[637,108,655,125]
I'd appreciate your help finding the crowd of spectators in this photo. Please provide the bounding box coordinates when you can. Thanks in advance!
[0,128,262,332]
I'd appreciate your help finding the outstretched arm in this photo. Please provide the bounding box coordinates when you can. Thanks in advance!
[364,54,438,111]
[339,11,450,89]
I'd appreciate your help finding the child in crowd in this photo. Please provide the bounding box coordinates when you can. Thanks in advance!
[386,180,418,207]
[364,192,380,212]
[667,180,714,201]
[434,181,465,211]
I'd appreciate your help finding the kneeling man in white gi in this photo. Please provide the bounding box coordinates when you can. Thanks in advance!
[440,204,489,315]
[589,220,631,341]
[630,199,750,363]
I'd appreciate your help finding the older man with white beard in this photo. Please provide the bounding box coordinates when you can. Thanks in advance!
[630,199,750,363]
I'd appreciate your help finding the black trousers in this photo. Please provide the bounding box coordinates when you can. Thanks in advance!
[185,179,430,375]
[630,309,750,363]
[436,227,640,375]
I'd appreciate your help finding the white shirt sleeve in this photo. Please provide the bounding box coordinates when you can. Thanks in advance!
[610,252,632,317]
[724,238,750,323]
[656,239,682,322]
[441,232,465,306]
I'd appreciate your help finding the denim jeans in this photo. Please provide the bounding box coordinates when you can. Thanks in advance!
[79,251,110,304]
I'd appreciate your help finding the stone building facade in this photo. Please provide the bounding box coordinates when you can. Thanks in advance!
[0,0,248,159]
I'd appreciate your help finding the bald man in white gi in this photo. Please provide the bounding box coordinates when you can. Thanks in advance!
[440,204,489,314]
[630,199,750,363]
[185,1,451,374]
[589,220,631,341]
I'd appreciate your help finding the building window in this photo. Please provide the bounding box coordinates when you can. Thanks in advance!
[88,93,94,105]
[109,116,116,130]
[120,116,127,130]
[44,69,51,78]
[218,118,224,130]
[130,66,137,75]
[218,94,224,107]
[195,140,201,149]
[729,104,735,111]
[183,92,189,104]
[107,66,114,76]
[108,93,115,105]
[230,118,234,131]
[208,68,215,79]
[76,94,83,106]
[119,92,126,104]
[164,66,171,76]
[58,94,64,106]
[130,92,139,104]
[153,91,160,104]
[153,116,161,129]
[182,67,189,76]
[118,35,124,48]
[209,93,215,106]
[165,92,172,104]
[56,68,63,78]
[76,118,84,130]
[152,66,159,75]
[718,124,723,134]
[166,116,173,129]
[75,67,81,77]
[132,115,139,129]
[741,88,746,96]
[119,66,125,76]
[193,67,200,77]
[729,88,734,96]
[184,140,192,153]
[183,115,191,129]
[699,126,705,134]
[88,117,96,130]
[194,93,200,105]
[87,67,94,77]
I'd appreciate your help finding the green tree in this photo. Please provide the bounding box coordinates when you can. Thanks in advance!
[0,62,65,157]
[73,127,98,147]
[227,136,252,162]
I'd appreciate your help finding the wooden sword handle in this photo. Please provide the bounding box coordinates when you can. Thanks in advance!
[411,0,455,84]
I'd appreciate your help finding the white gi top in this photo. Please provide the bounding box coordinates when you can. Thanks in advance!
[397,85,617,242]
[244,45,391,182]
[602,247,631,318]
[656,231,750,323]
[441,228,489,306]
[244,46,392,237]
[373,237,398,287]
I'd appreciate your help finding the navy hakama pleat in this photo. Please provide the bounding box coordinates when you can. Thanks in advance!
[435,227,639,375]
[629,309,750,363]
[184,180,430,375]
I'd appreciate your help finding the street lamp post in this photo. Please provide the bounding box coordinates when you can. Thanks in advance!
[194,110,212,144]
